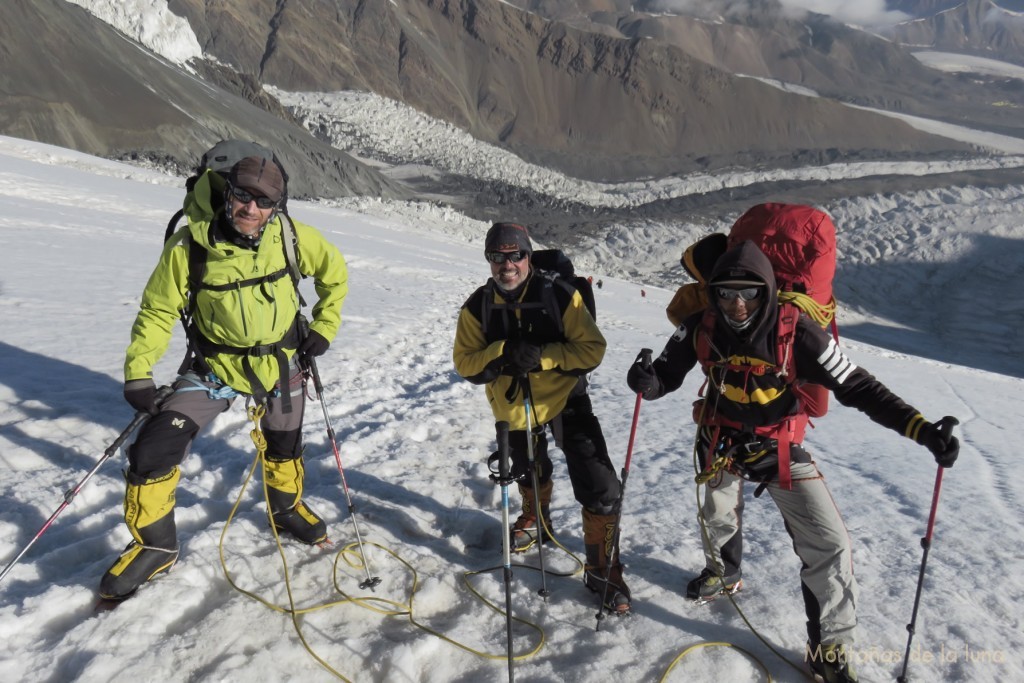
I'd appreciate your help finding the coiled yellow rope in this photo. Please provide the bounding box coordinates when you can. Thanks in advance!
[779,291,836,328]
[215,403,573,680]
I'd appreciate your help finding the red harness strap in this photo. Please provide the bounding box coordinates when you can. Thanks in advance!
[700,411,808,490]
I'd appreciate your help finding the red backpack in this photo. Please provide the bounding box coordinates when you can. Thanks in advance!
[725,202,838,417]
[692,203,839,487]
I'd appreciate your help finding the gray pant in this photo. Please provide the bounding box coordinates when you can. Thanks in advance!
[128,359,306,477]
[700,461,858,645]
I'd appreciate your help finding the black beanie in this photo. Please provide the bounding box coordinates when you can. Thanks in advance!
[484,222,532,253]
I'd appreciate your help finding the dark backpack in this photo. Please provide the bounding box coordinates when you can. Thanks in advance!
[531,249,597,322]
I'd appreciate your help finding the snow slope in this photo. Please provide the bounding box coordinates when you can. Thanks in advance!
[1,137,1022,683]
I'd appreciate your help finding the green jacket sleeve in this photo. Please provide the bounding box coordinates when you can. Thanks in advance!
[124,236,189,381]
[295,220,348,342]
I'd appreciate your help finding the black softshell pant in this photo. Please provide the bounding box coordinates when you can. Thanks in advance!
[507,386,621,515]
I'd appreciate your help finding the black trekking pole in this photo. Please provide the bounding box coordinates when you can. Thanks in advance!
[303,352,381,590]
[595,348,651,630]
[896,465,946,682]
[0,386,174,586]
[493,421,516,683]
[519,375,550,600]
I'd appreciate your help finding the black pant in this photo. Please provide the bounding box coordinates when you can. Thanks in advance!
[508,390,621,515]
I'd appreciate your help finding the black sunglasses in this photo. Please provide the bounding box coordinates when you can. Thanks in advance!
[715,286,762,301]
[485,251,529,265]
[229,185,278,209]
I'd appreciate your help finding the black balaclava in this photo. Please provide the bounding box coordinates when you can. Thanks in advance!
[708,241,779,354]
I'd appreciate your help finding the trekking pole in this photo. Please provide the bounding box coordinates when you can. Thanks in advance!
[303,352,381,590]
[0,386,174,586]
[519,375,550,600]
[493,421,516,683]
[897,464,946,682]
[595,348,652,630]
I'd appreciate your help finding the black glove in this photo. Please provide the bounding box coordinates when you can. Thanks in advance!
[124,379,159,415]
[298,330,330,362]
[503,340,542,374]
[626,358,660,399]
[917,416,960,468]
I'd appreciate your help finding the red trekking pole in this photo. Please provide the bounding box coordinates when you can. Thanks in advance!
[897,464,946,682]
[595,348,652,630]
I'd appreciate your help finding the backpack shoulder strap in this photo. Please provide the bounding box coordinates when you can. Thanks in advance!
[278,211,306,308]
[184,232,208,321]
[165,209,185,243]
[695,309,717,370]
[537,270,571,335]
[775,301,800,383]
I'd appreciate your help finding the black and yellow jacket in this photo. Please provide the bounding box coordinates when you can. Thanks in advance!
[649,242,928,441]
[453,270,605,429]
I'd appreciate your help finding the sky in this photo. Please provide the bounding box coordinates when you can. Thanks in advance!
[1,132,1023,682]
[2,2,1023,682]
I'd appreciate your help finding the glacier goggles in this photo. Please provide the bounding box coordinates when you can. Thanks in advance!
[715,286,763,302]
[485,250,529,265]
[228,184,279,209]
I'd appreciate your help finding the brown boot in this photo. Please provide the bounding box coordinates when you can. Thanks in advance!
[510,480,553,552]
[582,508,631,615]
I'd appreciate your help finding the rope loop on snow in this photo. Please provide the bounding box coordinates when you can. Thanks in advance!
[214,401,562,680]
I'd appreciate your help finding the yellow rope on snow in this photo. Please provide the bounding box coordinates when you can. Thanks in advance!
[659,641,772,682]
[664,400,817,682]
[215,402,557,680]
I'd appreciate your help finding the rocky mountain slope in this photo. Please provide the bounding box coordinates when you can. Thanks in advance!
[2,0,1022,200]
[0,0,407,200]
[169,0,982,181]
[882,0,1024,67]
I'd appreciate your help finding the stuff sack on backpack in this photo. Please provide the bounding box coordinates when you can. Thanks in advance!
[666,233,728,327]
[165,139,288,242]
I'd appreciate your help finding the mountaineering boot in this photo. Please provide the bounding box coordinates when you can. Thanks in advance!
[99,468,181,600]
[510,479,553,553]
[264,456,327,545]
[686,567,743,604]
[808,643,859,682]
[582,508,631,615]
